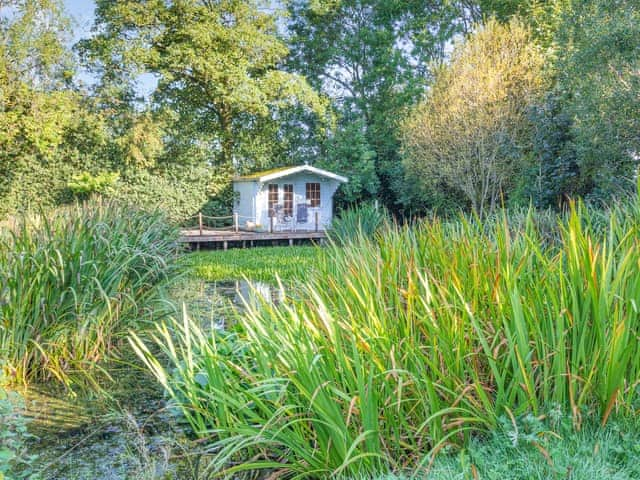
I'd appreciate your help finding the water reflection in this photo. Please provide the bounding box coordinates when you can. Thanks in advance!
[178,279,283,328]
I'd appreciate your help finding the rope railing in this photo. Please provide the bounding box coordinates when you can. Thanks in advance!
[182,210,321,235]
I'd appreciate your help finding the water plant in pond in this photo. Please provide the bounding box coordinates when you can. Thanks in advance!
[133,199,640,478]
[0,201,181,388]
[329,203,389,245]
[188,246,321,282]
[0,387,38,480]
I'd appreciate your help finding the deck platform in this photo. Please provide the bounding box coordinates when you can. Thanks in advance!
[179,229,327,249]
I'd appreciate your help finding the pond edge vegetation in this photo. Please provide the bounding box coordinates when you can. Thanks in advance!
[132,194,640,478]
[0,201,181,389]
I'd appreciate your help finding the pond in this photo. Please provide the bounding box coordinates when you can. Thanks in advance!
[14,280,283,480]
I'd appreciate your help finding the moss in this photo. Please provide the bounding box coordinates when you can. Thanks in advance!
[234,165,298,181]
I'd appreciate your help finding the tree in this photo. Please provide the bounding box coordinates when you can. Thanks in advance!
[82,0,327,186]
[287,0,460,211]
[401,18,547,216]
[555,0,640,199]
[0,0,113,215]
[470,0,570,43]
[317,120,378,206]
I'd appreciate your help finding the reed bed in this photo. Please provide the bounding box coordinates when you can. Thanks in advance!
[133,198,640,478]
[0,201,181,387]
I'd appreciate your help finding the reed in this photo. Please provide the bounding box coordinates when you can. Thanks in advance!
[329,203,389,244]
[0,201,181,387]
[133,197,640,478]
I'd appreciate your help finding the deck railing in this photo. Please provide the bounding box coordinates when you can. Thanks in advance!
[183,211,321,234]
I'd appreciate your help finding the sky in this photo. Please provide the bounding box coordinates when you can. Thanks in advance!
[64,0,95,43]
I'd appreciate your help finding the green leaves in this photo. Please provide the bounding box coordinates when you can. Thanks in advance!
[0,201,181,387]
[86,0,327,175]
[139,200,640,477]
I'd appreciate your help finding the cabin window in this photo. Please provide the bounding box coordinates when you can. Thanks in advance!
[306,182,321,207]
[268,184,278,214]
[283,184,293,217]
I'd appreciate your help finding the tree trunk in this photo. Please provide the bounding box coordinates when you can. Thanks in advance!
[219,103,234,172]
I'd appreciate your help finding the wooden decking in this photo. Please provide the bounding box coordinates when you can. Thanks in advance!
[179,228,327,249]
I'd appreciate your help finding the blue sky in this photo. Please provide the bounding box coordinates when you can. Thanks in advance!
[64,0,95,43]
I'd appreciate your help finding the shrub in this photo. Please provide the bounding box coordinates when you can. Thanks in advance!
[0,201,181,387]
[133,198,640,478]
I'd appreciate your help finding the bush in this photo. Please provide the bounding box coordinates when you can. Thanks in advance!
[134,198,640,478]
[0,201,181,387]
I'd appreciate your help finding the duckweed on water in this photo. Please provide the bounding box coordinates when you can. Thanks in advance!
[187,246,322,282]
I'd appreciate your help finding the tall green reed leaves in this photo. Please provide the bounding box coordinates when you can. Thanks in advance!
[133,198,640,478]
[0,201,181,387]
[329,203,389,244]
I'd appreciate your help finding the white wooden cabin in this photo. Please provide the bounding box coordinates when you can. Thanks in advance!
[233,165,348,232]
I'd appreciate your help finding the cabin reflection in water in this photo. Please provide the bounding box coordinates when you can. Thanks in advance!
[233,280,284,306]
[209,279,284,308]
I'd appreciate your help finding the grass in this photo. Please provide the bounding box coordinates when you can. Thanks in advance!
[132,198,640,478]
[375,417,640,479]
[0,201,181,388]
[187,246,322,282]
[427,420,640,479]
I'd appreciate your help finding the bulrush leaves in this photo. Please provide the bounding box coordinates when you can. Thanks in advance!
[0,200,181,388]
[136,197,640,478]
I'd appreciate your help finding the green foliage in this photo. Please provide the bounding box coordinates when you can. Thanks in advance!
[188,247,321,283]
[477,0,571,43]
[0,389,39,480]
[553,0,640,200]
[84,0,328,179]
[134,197,640,478]
[513,93,577,209]
[108,166,225,224]
[375,416,640,479]
[329,203,389,244]
[287,0,460,210]
[68,171,120,198]
[402,18,547,216]
[317,120,379,206]
[0,201,181,387]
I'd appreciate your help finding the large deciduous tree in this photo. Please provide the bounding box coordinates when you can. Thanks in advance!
[556,0,640,199]
[287,0,460,211]
[401,18,546,216]
[83,0,327,187]
[0,0,111,215]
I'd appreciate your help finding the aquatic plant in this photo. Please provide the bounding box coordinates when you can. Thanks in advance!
[329,203,389,244]
[188,246,320,282]
[0,201,181,387]
[0,388,38,480]
[133,197,640,478]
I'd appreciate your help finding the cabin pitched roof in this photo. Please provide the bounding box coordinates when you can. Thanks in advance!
[235,165,348,183]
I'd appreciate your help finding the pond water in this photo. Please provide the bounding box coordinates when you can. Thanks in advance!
[13,280,282,480]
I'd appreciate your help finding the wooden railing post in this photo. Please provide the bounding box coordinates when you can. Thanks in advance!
[315,211,319,232]
[198,212,203,236]
[234,212,239,233]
